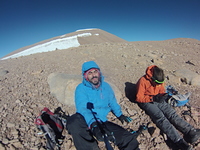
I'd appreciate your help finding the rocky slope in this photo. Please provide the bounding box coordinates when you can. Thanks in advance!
[0,29,200,150]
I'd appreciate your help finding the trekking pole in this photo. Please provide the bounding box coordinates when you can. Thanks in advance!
[87,102,114,150]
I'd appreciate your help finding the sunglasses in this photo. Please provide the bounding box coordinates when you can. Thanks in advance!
[154,79,165,84]
[152,77,165,84]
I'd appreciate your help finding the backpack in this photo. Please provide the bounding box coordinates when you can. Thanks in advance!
[166,85,190,107]
[34,107,68,150]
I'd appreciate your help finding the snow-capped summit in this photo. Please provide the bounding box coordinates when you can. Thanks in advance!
[1,29,126,60]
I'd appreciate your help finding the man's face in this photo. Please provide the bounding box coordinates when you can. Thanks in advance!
[87,69,100,85]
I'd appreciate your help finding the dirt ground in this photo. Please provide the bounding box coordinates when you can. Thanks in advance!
[0,29,200,149]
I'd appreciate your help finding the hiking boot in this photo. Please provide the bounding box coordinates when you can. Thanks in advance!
[184,128,200,144]
[175,139,192,150]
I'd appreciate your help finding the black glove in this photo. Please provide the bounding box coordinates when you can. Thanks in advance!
[118,114,132,124]
[90,121,115,143]
[153,93,169,103]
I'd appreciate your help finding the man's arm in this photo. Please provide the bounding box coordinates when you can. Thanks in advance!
[136,77,153,103]
[106,83,122,117]
[106,83,132,124]
[75,84,95,126]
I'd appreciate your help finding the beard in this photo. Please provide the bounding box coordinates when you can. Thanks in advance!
[90,76,100,85]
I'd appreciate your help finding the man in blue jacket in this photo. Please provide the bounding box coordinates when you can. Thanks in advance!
[67,61,139,150]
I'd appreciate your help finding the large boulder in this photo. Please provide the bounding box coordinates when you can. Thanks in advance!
[174,69,200,86]
[47,73,122,106]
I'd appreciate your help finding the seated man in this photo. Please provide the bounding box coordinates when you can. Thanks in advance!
[135,65,200,150]
[67,61,139,150]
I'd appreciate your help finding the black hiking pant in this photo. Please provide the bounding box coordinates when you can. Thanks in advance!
[66,113,139,150]
[138,101,193,143]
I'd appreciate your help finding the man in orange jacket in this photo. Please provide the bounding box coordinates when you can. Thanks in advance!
[136,65,200,150]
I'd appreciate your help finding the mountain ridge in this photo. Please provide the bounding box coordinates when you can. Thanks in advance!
[1,29,126,60]
[2,28,199,60]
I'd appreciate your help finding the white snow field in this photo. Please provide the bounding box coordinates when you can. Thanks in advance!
[1,29,96,60]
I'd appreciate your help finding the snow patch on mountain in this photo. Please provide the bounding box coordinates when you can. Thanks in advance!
[76,28,97,32]
[1,33,93,60]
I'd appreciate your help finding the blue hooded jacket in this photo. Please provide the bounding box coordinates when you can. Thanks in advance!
[75,61,122,127]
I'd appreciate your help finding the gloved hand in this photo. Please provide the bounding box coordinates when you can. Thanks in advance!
[90,121,115,143]
[153,93,169,103]
[118,114,132,124]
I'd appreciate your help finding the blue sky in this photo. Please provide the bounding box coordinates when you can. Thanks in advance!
[0,0,200,58]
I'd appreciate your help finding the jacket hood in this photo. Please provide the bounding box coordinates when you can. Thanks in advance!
[145,65,157,80]
[82,61,100,75]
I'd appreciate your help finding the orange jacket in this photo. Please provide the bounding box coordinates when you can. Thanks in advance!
[136,65,166,103]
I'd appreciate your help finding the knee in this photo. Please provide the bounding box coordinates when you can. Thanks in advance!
[151,113,167,126]
[66,113,83,132]
[156,116,167,125]
[168,110,178,120]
